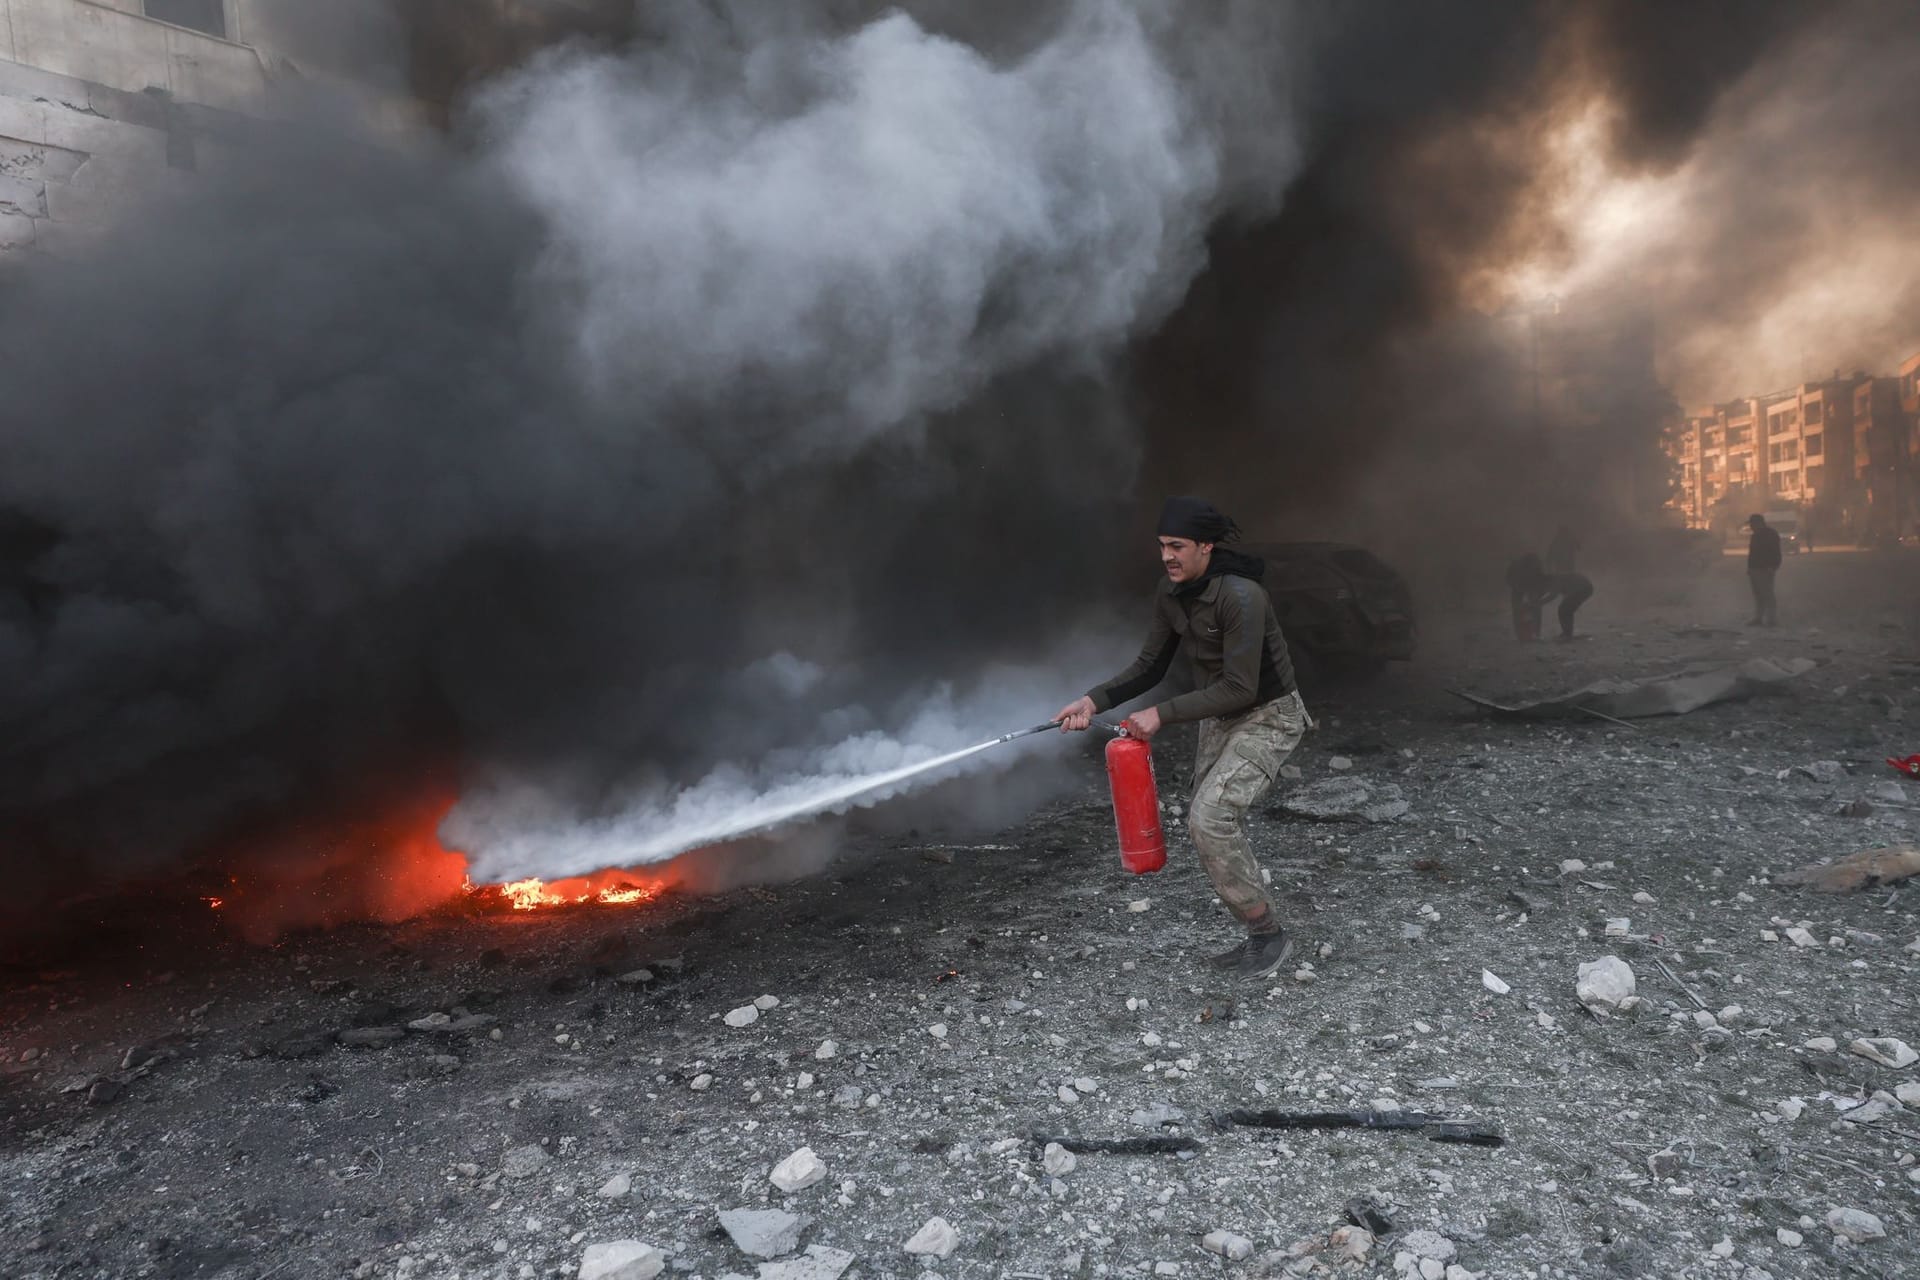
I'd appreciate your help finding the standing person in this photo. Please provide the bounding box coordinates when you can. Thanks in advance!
[1747,513,1781,626]
[1053,497,1308,979]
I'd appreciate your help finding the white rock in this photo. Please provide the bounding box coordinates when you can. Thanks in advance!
[1710,1238,1733,1258]
[724,1005,760,1029]
[1042,1142,1077,1176]
[1480,969,1510,995]
[1850,1037,1918,1069]
[1824,1207,1886,1243]
[717,1207,802,1259]
[1401,1230,1456,1261]
[796,1071,814,1090]
[1894,1082,1920,1106]
[1717,1005,1743,1025]
[1057,1086,1079,1104]
[1632,891,1656,904]
[577,1241,664,1280]
[1576,956,1636,1014]
[595,1173,631,1199]
[1202,1230,1254,1261]
[814,1040,838,1060]
[1443,1268,1475,1280]
[1776,1228,1802,1247]
[1692,1011,1718,1030]
[928,1023,948,1039]
[1559,859,1587,875]
[1073,1076,1098,1094]
[1784,927,1818,948]
[1128,899,1151,913]
[1777,1098,1805,1121]
[754,995,781,1011]
[1329,756,1354,771]
[770,1147,827,1193]
[754,1244,856,1280]
[691,1074,714,1091]
[1804,1036,1838,1052]
[1419,1259,1445,1280]
[903,1216,958,1259]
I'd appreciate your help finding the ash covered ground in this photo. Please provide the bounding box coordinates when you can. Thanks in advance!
[3,551,1919,1280]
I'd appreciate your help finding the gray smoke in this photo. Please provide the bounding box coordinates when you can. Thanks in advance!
[0,1,1301,917]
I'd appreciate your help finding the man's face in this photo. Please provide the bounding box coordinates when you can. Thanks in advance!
[1159,536,1212,583]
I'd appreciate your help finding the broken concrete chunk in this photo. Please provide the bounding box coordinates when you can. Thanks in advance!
[1574,955,1635,1013]
[577,1240,664,1280]
[903,1216,958,1259]
[1277,777,1411,824]
[596,1173,631,1199]
[724,1005,761,1029]
[718,1208,802,1260]
[770,1147,827,1193]
[1202,1230,1254,1261]
[1480,970,1510,995]
[1041,1143,1077,1177]
[502,1144,551,1179]
[1849,1037,1918,1069]
[753,1244,856,1280]
[1824,1207,1886,1243]
[1400,1229,1456,1261]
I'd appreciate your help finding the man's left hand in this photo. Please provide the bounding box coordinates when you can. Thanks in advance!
[1122,706,1162,739]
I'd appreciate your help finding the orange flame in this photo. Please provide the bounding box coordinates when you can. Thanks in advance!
[487,873,663,911]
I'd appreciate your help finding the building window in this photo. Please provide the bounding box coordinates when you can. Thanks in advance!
[144,0,227,39]
[1805,434,1822,457]
[1806,401,1822,425]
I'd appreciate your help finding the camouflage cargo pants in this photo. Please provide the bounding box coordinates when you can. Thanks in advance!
[1190,692,1309,927]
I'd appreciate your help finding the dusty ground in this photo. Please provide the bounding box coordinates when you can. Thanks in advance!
[4,549,1919,1280]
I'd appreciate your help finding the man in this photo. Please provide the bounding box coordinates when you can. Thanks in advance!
[1506,552,1593,642]
[1053,497,1308,979]
[1747,513,1781,626]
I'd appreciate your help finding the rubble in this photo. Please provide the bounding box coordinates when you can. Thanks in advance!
[1823,1207,1886,1243]
[577,1241,664,1280]
[1848,1037,1918,1069]
[717,1207,802,1259]
[903,1216,958,1259]
[1575,956,1636,1014]
[1041,1142,1076,1176]
[754,1245,856,1280]
[1202,1229,1254,1260]
[770,1147,827,1193]
[1450,656,1816,720]
[502,1144,551,1179]
[724,1005,761,1028]
[596,1173,631,1199]
[1277,777,1411,823]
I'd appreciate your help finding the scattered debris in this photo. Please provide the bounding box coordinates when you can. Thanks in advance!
[724,1005,761,1028]
[718,1207,802,1259]
[1848,1038,1918,1069]
[1480,969,1510,996]
[1777,845,1920,893]
[501,1144,550,1179]
[596,1173,631,1199]
[1277,777,1411,824]
[1823,1207,1887,1244]
[1450,656,1816,721]
[578,1240,664,1280]
[1212,1109,1503,1147]
[1576,956,1637,1015]
[1202,1229,1254,1261]
[1032,1133,1200,1156]
[903,1216,958,1259]
[755,1244,856,1280]
[770,1147,828,1193]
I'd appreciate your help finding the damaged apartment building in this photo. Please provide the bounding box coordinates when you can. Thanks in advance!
[1667,357,1920,545]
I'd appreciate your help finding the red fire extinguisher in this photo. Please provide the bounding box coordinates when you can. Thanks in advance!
[1106,732,1167,874]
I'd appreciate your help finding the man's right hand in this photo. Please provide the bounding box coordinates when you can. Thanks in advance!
[1053,695,1097,732]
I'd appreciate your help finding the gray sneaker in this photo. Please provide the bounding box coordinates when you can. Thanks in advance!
[1237,929,1295,980]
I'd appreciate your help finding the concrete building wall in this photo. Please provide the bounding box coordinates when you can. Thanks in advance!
[0,0,411,257]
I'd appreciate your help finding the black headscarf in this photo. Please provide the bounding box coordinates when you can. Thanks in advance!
[1157,496,1239,544]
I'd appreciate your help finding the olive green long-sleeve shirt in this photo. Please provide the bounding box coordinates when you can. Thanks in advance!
[1087,568,1296,726]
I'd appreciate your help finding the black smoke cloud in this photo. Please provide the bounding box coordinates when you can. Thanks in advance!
[0,1,1298,914]
[3,0,1913,923]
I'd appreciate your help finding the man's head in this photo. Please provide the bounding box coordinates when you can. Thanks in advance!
[1749,513,1767,530]
[1156,496,1238,584]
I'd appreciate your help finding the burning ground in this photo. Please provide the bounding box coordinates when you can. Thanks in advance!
[4,552,1918,1280]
